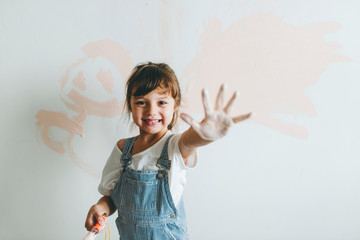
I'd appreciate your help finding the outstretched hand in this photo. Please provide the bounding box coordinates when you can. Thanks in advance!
[181,84,251,141]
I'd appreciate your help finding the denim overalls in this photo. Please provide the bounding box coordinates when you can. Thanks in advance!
[110,135,189,240]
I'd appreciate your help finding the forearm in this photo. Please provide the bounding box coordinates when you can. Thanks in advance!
[179,126,213,160]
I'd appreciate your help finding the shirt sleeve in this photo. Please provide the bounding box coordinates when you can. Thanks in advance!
[169,133,198,169]
[98,144,122,196]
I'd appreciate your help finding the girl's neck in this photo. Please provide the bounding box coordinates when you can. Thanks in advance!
[134,129,168,151]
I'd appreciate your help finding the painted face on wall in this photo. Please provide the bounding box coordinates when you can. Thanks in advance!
[36,40,133,178]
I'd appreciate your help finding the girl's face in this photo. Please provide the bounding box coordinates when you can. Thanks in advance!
[130,87,176,136]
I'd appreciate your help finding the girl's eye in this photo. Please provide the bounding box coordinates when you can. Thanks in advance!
[159,101,167,105]
[136,101,145,105]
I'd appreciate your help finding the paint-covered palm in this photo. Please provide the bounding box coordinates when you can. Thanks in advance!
[181,84,251,141]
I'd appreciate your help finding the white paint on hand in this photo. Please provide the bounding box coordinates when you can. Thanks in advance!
[181,84,251,141]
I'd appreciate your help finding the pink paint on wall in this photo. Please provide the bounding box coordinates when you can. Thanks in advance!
[36,14,351,177]
[182,13,350,138]
[60,57,89,89]
[82,39,133,81]
[35,110,84,153]
[62,89,122,117]
[36,39,133,178]
[97,68,114,94]
[72,72,86,90]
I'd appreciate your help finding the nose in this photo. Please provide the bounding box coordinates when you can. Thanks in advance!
[147,103,158,116]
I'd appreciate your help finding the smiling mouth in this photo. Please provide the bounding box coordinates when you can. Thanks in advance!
[143,119,162,125]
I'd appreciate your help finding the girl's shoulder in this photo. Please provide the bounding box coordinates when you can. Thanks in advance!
[117,139,125,151]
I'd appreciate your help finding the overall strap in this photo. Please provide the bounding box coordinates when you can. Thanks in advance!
[121,136,137,170]
[156,134,175,170]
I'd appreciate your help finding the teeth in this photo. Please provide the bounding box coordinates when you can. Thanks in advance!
[145,119,161,123]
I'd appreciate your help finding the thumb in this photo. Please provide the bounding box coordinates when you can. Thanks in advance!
[96,214,106,225]
[91,214,106,233]
[180,113,201,130]
[180,113,193,126]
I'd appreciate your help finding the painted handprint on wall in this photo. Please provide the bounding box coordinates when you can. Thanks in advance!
[182,13,350,138]
[36,13,350,177]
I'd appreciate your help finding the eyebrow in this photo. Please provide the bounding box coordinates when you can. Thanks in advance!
[133,91,171,98]
[133,96,170,100]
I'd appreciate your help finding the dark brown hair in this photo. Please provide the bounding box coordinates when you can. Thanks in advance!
[125,62,181,130]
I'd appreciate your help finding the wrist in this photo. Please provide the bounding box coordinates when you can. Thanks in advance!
[97,196,116,216]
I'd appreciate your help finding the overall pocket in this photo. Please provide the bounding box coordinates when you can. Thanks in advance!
[164,221,189,240]
[120,177,158,211]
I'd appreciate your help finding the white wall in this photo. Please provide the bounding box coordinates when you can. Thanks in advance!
[1,0,360,239]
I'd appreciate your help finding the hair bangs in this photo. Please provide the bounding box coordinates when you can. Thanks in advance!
[132,69,171,97]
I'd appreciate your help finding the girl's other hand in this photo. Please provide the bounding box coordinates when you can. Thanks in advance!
[85,204,107,232]
[181,84,251,141]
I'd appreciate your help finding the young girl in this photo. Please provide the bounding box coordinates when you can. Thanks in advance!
[84,62,251,239]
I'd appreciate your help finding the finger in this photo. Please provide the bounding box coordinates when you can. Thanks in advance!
[224,91,239,114]
[96,214,105,226]
[202,89,213,116]
[214,84,226,110]
[85,214,96,231]
[88,213,104,228]
[90,226,97,233]
[180,113,201,130]
[232,112,252,123]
